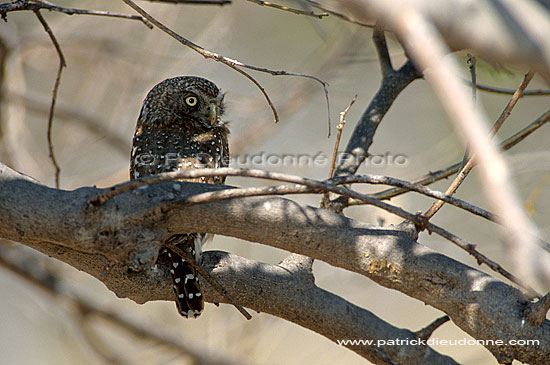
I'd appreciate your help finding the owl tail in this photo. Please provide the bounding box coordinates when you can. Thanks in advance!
[167,245,204,318]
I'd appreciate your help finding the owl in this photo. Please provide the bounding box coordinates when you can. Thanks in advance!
[130,76,229,318]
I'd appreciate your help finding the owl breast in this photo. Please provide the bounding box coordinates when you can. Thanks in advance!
[131,124,229,183]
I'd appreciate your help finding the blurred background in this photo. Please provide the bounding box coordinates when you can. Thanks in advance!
[0,1,549,364]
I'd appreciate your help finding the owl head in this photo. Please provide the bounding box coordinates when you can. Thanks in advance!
[139,76,225,129]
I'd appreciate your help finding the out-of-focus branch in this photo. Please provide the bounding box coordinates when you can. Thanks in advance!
[333,0,550,74]
[422,71,535,221]
[0,245,241,365]
[0,34,12,167]
[395,11,541,288]
[467,80,550,96]
[4,92,129,155]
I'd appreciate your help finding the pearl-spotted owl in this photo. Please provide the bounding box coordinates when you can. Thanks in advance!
[130,76,229,318]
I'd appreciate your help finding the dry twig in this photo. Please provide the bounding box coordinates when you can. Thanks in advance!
[247,0,328,19]
[305,0,373,27]
[327,27,422,213]
[328,95,357,179]
[121,0,330,126]
[472,81,550,96]
[467,54,477,101]
[0,0,153,27]
[33,9,64,188]
[90,168,491,221]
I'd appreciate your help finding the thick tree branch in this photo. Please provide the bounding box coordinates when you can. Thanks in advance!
[0,164,548,363]
[333,32,421,180]
[325,29,422,212]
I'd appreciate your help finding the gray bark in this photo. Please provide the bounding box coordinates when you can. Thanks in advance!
[0,163,547,364]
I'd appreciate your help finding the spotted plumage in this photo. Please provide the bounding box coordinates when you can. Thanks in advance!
[130,76,229,318]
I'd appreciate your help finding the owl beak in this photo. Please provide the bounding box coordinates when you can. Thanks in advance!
[208,104,217,125]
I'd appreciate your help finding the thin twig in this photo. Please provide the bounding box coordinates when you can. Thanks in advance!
[367,108,550,201]
[34,9,64,188]
[332,175,495,222]
[465,80,550,96]
[90,168,493,221]
[164,242,252,320]
[328,95,357,179]
[166,174,535,295]
[426,222,540,298]
[490,71,536,135]
[458,55,476,173]
[414,316,449,341]
[305,0,373,28]
[467,54,477,101]
[247,0,328,19]
[0,247,239,364]
[0,1,152,27]
[423,70,535,221]
[121,0,331,126]
[322,96,357,206]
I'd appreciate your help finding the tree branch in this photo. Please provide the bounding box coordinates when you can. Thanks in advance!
[0,1,153,27]
[325,29,422,212]
[33,9,64,188]
[121,0,330,125]
[0,164,548,363]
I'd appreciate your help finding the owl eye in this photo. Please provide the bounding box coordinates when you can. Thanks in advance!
[185,96,198,107]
